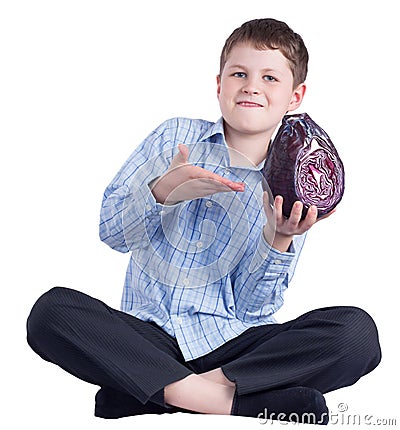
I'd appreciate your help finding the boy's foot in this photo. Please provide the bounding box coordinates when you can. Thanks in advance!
[231,386,329,425]
[94,387,192,418]
[96,385,328,424]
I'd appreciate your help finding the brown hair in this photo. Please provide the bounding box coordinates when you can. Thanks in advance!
[219,18,309,88]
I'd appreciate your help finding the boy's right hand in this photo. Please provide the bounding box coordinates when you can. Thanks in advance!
[151,144,245,205]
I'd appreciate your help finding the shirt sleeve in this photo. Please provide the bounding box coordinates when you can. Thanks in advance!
[232,232,307,322]
[99,120,180,253]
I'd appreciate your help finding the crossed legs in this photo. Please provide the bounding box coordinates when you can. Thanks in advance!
[26,287,381,421]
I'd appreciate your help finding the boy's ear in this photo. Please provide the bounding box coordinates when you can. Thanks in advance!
[288,83,306,112]
[216,75,221,97]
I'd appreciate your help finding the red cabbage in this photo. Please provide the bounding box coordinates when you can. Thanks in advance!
[262,113,345,219]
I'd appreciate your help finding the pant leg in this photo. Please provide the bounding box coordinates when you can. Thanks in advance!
[26,287,193,407]
[208,306,381,395]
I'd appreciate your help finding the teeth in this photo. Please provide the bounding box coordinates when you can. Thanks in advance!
[239,102,261,107]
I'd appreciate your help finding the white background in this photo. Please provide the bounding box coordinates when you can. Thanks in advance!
[1,0,398,428]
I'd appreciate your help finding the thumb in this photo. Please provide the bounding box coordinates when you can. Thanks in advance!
[170,144,190,169]
[263,191,277,219]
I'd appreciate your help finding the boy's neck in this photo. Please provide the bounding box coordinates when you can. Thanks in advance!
[223,124,273,167]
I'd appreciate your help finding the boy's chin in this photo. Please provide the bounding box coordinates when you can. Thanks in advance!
[231,124,274,138]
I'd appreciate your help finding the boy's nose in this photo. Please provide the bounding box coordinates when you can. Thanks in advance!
[242,82,260,95]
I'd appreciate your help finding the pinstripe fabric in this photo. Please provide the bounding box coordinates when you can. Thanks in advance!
[27,287,381,413]
[99,117,306,361]
[221,306,381,396]
[26,287,193,405]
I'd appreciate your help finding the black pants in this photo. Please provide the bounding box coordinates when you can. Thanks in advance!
[26,287,381,417]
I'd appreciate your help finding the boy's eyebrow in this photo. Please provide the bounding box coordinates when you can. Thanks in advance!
[227,64,283,75]
[227,64,249,70]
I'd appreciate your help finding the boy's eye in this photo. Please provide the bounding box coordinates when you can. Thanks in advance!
[263,75,277,82]
[233,72,247,78]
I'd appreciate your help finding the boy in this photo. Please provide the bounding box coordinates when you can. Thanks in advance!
[26,18,381,425]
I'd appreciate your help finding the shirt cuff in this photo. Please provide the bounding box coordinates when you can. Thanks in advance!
[249,231,296,274]
[138,177,184,217]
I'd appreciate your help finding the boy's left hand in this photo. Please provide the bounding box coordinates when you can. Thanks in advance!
[262,192,335,252]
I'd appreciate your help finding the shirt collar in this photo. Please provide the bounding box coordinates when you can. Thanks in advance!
[199,117,266,171]
[198,117,226,143]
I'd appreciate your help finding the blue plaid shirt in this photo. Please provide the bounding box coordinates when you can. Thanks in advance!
[99,117,306,360]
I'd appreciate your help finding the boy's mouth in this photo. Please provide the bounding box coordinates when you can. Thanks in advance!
[237,101,264,108]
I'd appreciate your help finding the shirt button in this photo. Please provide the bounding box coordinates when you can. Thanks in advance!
[262,253,268,259]
[196,241,203,249]
[183,278,190,286]
[205,200,213,208]
[224,168,231,175]
[176,317,183,325]
[145,204,152,211]
[274,259,283,265]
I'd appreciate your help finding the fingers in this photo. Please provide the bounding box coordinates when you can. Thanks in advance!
[263,192,282,212]
[262,191,271,213]
[170,145,245,192]
[264,193,335,240]
[301,205,318,230]
[194,178,232,193]
[274,195,284,217]
[287,201,304,226]
[170,144,190,169]
[191,167,245,192]
[222,181,245,192]
[178,144,190,162]
[271,197,319,236]
[286,202,318,233]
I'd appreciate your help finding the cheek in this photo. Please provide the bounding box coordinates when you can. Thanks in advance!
[269,89,294,111]
[219,79,237,97]
[217,89,230,108]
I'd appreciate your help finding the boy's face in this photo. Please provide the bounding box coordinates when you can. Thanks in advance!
[217,43,305,145]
